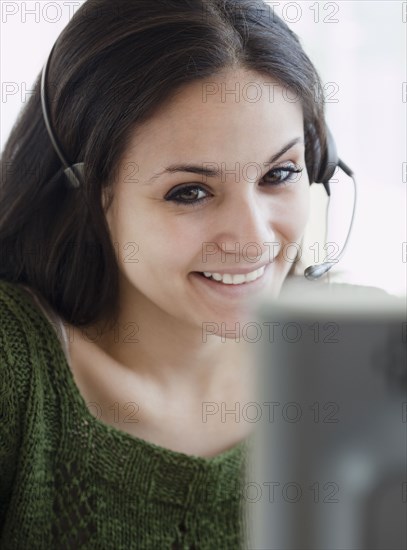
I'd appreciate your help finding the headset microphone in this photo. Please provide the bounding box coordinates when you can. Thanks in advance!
[40,42,84,189]
[304,128,357,281]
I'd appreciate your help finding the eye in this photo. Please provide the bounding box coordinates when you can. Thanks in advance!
[262,163,304,187]
[164,185,211,207]
[164,162,304,207]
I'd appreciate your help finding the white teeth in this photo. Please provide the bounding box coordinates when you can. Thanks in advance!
[220,274,232,284]
[245,270,258,283]
[201,265,266,285]
[231,274,246,285]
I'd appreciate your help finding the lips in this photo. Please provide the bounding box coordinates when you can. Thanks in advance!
[190,262,271,300]
[199,264,267,285]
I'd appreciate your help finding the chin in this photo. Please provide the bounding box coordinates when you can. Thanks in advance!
[199,308,261,343]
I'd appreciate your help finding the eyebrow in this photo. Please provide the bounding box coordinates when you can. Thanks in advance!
[145,137,304,184]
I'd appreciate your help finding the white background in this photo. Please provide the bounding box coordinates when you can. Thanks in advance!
[1,0,406,296]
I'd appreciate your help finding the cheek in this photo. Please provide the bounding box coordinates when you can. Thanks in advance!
[276,186,311,240]
[107,202,200,279]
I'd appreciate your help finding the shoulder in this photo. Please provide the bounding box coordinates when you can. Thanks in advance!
[0,279,34,363]
[0,277,65,437]
[324,281,403,308]
[0,280,45,494]
[0,278,58,340]
[0,279,60,399]
[325,272,402,303]
[280,276,404,313]
[0,280,38,398]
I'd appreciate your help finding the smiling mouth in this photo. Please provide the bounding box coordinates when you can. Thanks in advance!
[195,265,266,285]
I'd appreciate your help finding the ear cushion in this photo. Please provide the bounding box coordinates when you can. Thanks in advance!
[306,123,338,197]
[315,126,338,184]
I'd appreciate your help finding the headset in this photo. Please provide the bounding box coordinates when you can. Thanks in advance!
[40,42,357,282]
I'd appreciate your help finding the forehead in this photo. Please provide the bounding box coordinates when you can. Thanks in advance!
[123,68,304,164]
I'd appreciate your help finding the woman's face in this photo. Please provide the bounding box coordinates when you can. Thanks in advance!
[103,68,310,336]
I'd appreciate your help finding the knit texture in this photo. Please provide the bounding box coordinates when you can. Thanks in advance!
[0,279,252,549]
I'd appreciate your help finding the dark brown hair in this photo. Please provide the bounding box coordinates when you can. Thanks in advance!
[0,0,327,328]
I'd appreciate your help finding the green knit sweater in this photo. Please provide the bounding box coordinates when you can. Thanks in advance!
[0,279,251,549]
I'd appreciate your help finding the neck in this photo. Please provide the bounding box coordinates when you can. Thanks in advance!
[78,287,252,400]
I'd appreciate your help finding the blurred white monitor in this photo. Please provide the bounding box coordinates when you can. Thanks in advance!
[246,279,407,550]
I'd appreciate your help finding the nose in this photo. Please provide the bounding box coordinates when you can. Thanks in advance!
[212,190,280,264]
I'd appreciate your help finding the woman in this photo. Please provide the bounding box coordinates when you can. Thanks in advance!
[0,0,329,547]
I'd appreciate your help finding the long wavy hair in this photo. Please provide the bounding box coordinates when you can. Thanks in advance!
[0,0,327,328]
